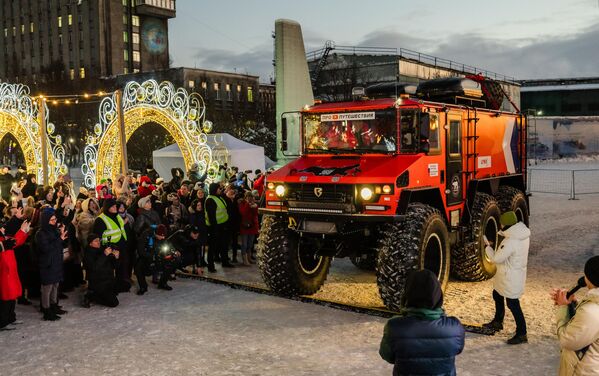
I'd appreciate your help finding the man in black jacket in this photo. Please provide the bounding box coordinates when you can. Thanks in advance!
[92,198,129,292]
[82,233,119,308]
[205,183,232,272]
[379,270,465,376]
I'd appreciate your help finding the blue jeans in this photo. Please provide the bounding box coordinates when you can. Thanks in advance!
[240,234,255,256]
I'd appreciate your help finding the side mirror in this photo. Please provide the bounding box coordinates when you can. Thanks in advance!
[281,117,288,151]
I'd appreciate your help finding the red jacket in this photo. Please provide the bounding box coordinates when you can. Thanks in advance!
[138,176,156,198]
[253,174,265,197]
[0,230,29,301]
[239,201,259,235]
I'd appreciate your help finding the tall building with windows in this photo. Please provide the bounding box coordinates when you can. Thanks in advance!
[0,0,175,91]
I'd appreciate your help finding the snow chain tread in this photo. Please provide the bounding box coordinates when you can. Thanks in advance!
[496,186,529,226]
[376,203,444,312]
[451,192,498,282]
[257,215,330,296]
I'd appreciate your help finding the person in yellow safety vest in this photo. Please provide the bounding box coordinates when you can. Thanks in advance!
[92,198,130,292]
[205,183,233,272]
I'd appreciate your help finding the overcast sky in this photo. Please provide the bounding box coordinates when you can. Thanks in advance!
[168,0,599,83]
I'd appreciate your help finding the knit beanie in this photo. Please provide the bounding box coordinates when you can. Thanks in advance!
[584,256,599,287]
[500,211,518,227]
[87,233,100,245]
[137,195,152,209]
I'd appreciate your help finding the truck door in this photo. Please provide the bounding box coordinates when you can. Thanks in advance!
[445,114,463,206]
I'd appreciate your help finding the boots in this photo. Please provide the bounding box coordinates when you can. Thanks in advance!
[51,303,68,315]
[482,320,503,332]
[42,307,61,321]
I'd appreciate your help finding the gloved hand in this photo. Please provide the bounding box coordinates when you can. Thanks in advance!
[1,238,16,251]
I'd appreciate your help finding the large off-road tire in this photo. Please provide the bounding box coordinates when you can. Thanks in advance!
[452,193,500,281]
[376,204,451,311]
[350,252,377,271]
[496,186,529,226]
[257,215,331,295]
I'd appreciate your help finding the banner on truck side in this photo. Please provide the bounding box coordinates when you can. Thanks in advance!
[321,112,375,122]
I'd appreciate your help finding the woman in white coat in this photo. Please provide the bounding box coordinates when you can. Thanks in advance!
[551,256,599,376]
[483,210,531,345]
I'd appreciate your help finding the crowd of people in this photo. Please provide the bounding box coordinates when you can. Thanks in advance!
[0,163,269,327]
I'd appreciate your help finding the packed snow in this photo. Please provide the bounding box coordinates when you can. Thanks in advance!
[2,162,599,375]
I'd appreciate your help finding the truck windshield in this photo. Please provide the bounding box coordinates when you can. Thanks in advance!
[303,110,396,153]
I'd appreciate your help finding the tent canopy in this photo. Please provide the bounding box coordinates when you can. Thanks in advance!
[152,133,267,180]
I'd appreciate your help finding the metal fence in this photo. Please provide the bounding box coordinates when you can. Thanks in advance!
[528,168,599,199]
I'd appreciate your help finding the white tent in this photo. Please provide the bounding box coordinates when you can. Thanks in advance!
[152,133,266,179]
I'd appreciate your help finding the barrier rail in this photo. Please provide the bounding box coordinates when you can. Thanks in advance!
[527,168,599,199]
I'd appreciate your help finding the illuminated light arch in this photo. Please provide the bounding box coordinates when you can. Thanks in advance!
[82,79,217,187]
[0,83,66,183]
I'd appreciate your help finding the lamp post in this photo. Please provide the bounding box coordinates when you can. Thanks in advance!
[115,89,129,175]
[37,97,49,185]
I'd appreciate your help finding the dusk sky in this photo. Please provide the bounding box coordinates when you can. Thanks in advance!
[169,0,599,82]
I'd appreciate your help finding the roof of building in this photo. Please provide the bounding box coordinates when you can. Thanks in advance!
[521,83,599,92]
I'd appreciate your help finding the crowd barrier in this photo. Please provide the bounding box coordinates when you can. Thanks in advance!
[527,168,599,199]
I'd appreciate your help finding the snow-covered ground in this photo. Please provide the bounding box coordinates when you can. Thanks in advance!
[2,164,599,375]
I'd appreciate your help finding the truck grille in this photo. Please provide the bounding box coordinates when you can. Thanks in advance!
[286,184,355,214]
[287,183,354,203]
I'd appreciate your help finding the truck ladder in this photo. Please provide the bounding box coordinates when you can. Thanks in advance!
[464,108,479,187]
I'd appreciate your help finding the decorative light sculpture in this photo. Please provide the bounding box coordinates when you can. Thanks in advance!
[0,83,65,183]
[82,79,217,187]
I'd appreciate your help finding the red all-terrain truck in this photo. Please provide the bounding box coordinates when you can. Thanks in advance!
[258,77,528,311]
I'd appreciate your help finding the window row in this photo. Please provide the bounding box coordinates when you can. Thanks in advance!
[187,81,254,102]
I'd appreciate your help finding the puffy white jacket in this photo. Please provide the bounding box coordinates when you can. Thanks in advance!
[485,222,530,299]
[557,288,599,376]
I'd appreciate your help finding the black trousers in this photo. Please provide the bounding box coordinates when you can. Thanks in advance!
[208,225,228,267]
[134,257,168,289]
[87,290,119,308]
[0,299,16,328]
[493,289,527,335]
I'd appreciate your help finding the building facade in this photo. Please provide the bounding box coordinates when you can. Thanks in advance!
[0,0,174,92]
[112,67,261,133]
[519,77,599,159]
[520,77,599,116]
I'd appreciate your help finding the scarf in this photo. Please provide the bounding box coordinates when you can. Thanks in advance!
[399,307,444,321]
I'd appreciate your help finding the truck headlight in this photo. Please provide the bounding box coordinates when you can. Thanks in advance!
[360,187,373,201]
[275,185,286,197]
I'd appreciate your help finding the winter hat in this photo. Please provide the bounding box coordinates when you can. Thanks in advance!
[87,233,100,245]
[208,182,220,195]
[402,269,444,309]
[102,198,117,212]
[584,256,599,287]
[500,211,518,227]
[79,187,88,195]
[155,224,168,237]
[137,195,152,209]
[156,177,164,185]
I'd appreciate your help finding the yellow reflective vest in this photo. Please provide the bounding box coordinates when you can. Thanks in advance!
[98,213,128,244]
[205,195,229,226]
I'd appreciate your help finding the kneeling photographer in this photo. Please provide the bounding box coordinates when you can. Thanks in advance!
[82,233,119,308]
[169,225,203,275]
